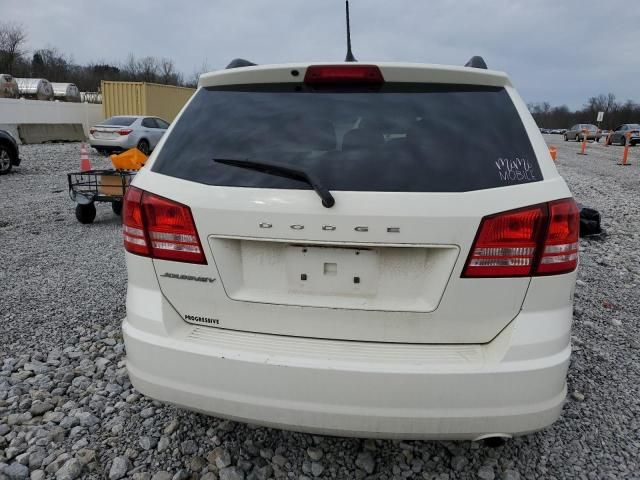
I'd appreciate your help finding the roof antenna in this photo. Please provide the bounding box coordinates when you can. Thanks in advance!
[344,1,357,62]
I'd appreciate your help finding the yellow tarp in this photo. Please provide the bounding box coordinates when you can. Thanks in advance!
[110,148,148,171]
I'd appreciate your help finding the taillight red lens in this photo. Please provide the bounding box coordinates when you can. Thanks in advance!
[123,186,149,257]
[536,199,579,275]
[463,205,546,277]
[304,65,384,84]
[118,129,133,136]
[462,198,579,278]
[142,192,206,264]
[122,187,206,264]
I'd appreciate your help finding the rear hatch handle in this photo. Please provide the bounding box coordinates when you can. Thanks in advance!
[213,157,335,208]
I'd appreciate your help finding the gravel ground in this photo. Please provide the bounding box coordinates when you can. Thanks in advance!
[1,140,639,480]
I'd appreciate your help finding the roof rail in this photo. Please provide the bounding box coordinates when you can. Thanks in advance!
[226,58,257,69]
[464,56,487,69]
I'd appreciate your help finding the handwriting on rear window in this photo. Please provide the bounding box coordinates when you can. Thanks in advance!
[495,157,536,182]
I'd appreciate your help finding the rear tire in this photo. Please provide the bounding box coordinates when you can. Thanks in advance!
[75,203,96,224]
[137,139,150,156]
[563,134,568,141]
[575,134,580,142]
[0,145,13,175]
[620,137,626,146]
[111,200,123,216]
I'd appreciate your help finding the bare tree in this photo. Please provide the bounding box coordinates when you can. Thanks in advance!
[0,22,27,72]
[185,59,211,88]
[31,47,69,80]
[159,58,180,84]
[137,56,159,82]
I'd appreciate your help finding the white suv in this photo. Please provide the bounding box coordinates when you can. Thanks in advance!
[122,61,579,440]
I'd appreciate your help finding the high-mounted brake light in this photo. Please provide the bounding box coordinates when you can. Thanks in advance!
[123,186,206,264]
[117,129,133,136]
[462,198,579,278]
[304,65,384,84]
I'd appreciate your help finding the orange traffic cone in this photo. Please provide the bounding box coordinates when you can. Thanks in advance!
[80,143,92,172]
[619,132,632,166]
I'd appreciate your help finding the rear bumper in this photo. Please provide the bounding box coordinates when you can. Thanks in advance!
[88,136,134,151]
[123,299,572,439]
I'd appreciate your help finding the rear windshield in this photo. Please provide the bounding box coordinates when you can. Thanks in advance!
[102,116,136,126]
[152,83,541,192]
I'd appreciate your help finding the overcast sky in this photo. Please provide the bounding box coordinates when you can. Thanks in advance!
[7,0,638,109]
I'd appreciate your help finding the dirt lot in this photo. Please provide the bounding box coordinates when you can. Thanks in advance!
[0,140,639,480]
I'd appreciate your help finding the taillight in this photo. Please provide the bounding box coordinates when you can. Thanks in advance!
[462,198,579,277]
[117,129,133,136]
[463,205,546,277]
[122,187,149,257]
[122,186,206,264]
[304,65,384,84]
[536,199,579,275]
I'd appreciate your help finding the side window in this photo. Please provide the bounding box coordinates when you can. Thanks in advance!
[571,125,577,131]
[141,118,157,128]
[155,118,170,129]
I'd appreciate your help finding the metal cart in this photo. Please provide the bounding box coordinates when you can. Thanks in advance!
[67,169,136,224]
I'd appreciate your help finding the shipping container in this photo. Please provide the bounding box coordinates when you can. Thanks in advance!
[101,81,195,122]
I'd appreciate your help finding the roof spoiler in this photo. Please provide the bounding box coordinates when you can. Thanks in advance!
[464,56,487,69]
[226,58,257,69]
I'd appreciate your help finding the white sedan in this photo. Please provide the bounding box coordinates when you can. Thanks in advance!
[88,115,169,156]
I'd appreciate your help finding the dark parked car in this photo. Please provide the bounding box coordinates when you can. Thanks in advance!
[0,130,20,175]
[605,124,640,146]
[564,124,601,142]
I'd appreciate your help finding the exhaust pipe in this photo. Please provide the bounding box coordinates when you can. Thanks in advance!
[472,433,512,447]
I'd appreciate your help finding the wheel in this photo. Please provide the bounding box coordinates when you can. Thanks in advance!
[575,134,580,142]
[111,200,123,216]
[594,138,599,143]
[137,139,150,156]
[75,203,96,224]
[563,134,568,141]
[620,136,626,146]
[0,145,13,175]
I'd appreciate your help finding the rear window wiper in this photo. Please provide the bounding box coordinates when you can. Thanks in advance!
[213,157,335,208]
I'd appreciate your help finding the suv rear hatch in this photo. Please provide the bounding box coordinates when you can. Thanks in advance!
[131,64,568,344]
